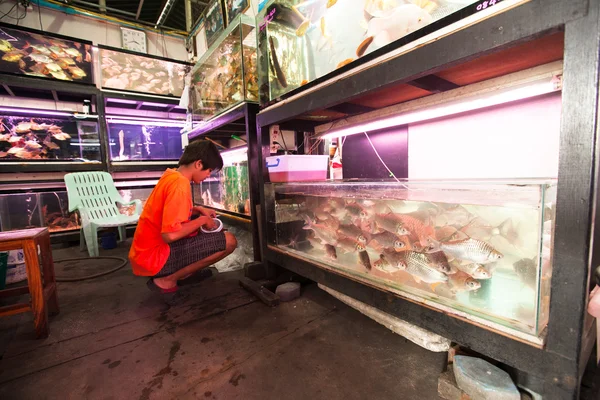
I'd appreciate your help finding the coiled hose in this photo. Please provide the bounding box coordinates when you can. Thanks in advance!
[54,256,128,282]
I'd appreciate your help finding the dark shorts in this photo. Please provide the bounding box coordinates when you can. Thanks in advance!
[154,231,227,278]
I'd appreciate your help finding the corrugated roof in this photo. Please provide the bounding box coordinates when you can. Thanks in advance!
[66,0,206,32]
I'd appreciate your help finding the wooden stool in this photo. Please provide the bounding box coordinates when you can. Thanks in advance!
[0,228,59,338]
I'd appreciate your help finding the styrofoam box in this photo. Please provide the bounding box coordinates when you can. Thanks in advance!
[266,155,329,182]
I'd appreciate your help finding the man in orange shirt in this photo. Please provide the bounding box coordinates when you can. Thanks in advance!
[129,140,237,303]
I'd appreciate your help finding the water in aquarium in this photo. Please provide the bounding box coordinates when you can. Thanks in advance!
[117,188,153,216]
[257,0,481,103]
[107,122,183,161]
[191,15,258,120]
[268,181,555,336]
[195,162,251,215]
[100,48,187,96]
[0,193,43,231]
[0,116,101,161]
[40,191,80,232]
[0,25,93,84]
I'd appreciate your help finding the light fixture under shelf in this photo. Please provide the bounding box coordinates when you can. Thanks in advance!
[320,73,562,140]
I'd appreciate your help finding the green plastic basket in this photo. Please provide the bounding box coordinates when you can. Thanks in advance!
[0,252,7,290]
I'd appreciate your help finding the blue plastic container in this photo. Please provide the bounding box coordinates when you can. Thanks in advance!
[100,232,118,250]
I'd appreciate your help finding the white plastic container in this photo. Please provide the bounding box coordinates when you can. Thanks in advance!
[266,155,329,182]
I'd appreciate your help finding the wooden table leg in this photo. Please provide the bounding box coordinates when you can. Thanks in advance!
[38,233,59,315]
[23,240,48,339]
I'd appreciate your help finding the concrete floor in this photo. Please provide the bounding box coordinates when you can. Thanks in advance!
[0,241,447,400]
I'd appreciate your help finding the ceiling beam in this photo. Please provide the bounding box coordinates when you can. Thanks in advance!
[136,0,146,20]
[70,0,137,18]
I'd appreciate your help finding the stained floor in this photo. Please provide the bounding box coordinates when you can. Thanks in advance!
[0,241,447,400]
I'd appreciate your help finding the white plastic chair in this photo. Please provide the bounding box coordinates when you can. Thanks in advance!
[64,172,142,257]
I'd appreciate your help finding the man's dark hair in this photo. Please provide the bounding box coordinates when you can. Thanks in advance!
[179,140,224,170]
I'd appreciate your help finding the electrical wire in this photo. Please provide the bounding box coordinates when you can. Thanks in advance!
[37,0,43,31]
[363,131,401,183]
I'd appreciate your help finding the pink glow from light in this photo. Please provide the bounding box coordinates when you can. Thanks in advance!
[0,107,72,117]
[321,80,558,140]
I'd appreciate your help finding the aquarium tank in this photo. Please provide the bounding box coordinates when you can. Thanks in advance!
[106,118,184,161]
[117,187,153,216]
[0,112,101,162]
[0,25,94,84]
[192,147,250,216]
[265,180,556,339]
[257,0,489,104]
[99,47,188,97]
[191,15,258,121]
[0,186,150,233]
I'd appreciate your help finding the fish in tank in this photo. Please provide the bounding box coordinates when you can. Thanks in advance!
[40,191,80,232]
[191,16,258,120]
[197,162,251,215]
[269,181,555,336]
[117,188,153,216]
[0,26,93,83]
[100,48,188,96]
[258,0,481,103]
[0,116,101,161]
[107,122,184,161]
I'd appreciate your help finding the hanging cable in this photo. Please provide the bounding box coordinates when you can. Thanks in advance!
[363,131,401,183]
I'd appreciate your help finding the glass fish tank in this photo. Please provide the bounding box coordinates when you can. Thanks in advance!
[40,191,80,232]
[0,114,101,162]
[106,119,184,161]
[117,187,153,216]
[257,0,493,104]
[0,186,151,233]
[191,15,258,121]
[265,180,556,339]
[99,47,188,96]
[0,25,93,84]
[192,147,250,216]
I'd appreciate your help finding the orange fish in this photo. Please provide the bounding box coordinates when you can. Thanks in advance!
[395,214,435,247]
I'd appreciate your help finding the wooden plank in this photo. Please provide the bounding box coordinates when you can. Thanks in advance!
[436,32,564,86]
[349,84,431,109]
[0,286,29,299]
[23,240,48,339]
[0,303,31,318]
[239,277,280,307]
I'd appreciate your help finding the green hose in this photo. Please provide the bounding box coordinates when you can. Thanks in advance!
[54,256,128,282]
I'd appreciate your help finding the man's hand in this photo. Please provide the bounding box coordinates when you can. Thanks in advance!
[199,216,217,230]
[193,206,216,218]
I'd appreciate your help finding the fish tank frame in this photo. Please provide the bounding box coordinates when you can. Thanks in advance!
[256,0,517,106]
[186,102,262,262]
[0,181,155,238]
[265,179,556,339]
[97,45,192,98]
[252,1,598,397]
[0,22,95,86]
[0,107,105,172]
[105,115,186,167]
[190,14,258,122]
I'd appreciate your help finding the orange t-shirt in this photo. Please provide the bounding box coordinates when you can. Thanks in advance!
[129,169,193,276]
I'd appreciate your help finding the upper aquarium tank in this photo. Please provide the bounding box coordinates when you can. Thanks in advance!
[191,15,258,121]
[192,147,250,216]
[0,25,94,84]
[99,47,188,97]
[0,111,101,163]
[106,118,184,161]
[266,180,556,340]
[257,0,495,104]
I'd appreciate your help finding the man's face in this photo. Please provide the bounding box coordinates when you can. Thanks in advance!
[192,161,212,184]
